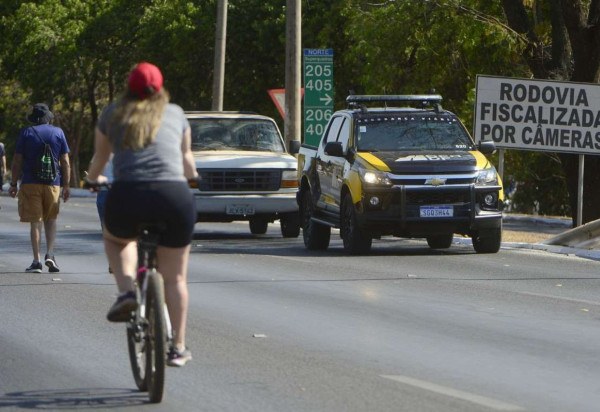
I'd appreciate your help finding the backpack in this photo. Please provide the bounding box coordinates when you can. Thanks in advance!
[31,127,58,183]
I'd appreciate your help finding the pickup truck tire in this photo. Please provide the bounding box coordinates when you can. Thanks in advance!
[472,227,502,254]
[426,234,453,249]
[280,212,301,238]
[301,190,330,250]
[341,193,372,255]
[249,218,269,235]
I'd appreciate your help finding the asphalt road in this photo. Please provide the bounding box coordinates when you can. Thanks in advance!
[1,195,600,411]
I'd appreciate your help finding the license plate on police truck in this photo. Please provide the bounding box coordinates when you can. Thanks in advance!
[226,204,255,215]
[420,205,453,218]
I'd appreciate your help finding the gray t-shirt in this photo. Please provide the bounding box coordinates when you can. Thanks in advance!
[97,103,189,182]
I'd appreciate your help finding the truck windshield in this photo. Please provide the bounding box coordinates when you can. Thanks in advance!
[190,119,285,152]
[355,115,475,152]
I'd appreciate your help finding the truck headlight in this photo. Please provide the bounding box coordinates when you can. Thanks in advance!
[476,166,498,185]
[281,170,298,188]
[359,168,392,186]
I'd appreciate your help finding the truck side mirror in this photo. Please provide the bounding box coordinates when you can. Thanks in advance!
[324,141,344,157]
[478,140,496,155]
[288,140,301,154]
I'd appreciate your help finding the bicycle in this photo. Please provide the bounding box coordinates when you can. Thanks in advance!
[127,222,172,403]
[85,180,172,403]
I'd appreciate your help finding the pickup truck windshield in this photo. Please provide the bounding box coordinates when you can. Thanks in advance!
[190,118,285,152]
[355,115,475,152]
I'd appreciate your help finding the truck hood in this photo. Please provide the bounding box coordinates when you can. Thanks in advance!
[357,151,488,174]
[193,150,297,169]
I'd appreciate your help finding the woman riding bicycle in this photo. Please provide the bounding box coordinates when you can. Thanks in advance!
[86,62,197,367]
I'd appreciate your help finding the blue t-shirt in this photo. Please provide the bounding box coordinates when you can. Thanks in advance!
[15,124,70,186]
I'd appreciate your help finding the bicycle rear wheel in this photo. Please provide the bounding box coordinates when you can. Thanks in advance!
[145,270,167,403]
[127,288,148,391]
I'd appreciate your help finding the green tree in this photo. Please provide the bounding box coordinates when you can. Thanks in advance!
[501,0,600,225]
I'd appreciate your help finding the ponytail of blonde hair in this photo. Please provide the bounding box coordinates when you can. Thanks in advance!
[109,88,170,150]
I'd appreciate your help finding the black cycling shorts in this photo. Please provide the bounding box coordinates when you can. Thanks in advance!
[104,181,195,247]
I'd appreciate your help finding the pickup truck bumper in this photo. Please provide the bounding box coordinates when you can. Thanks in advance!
[355,184,502,237]
[194,192,298,221]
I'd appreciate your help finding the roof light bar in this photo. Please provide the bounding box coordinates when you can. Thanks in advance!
[346,95,443,104]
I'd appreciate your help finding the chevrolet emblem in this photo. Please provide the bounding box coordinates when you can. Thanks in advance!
[425,177,447,186]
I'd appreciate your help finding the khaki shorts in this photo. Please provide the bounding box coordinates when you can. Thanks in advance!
[18,184,61,222]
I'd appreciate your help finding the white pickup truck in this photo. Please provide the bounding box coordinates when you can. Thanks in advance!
[187,111,301,237]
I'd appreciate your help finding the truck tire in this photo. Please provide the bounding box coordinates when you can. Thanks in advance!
[249,217,269,235]
[341,193,372,255]
[301,190,330,250]
[472,227,502,254]
[280,212,301,238]
[426,234,453,249]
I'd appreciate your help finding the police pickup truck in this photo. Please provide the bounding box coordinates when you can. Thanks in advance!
[297,95,503,254]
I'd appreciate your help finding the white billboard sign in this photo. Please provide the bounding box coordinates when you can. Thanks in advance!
[474,75,600,155]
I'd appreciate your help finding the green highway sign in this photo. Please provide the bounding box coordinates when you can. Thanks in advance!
[303,48,334,146]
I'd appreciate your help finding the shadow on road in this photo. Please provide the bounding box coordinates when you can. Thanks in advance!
[0,388,148,409]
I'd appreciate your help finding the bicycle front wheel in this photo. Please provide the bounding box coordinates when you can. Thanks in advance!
[145,270,167,403]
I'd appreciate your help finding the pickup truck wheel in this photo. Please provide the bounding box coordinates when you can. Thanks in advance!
[301,190,330,250]
[426,234,453,249]
[472,227,502,254]
[280,212,300,238]
[341,194,372,255]
[249,218,269,235]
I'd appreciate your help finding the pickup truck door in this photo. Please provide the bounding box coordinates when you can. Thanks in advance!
[328,116,351,213]
[316,116,345,211]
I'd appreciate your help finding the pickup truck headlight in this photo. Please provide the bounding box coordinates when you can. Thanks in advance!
[281,170,298,188]
[359,168,392,186]
[476,166,499,185]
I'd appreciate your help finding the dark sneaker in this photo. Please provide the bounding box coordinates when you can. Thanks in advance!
[44,254,60,273]
[25,261,43,273]
[106,291,137,322]
[167,346,192,367]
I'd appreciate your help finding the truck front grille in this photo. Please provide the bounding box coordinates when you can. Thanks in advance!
[198,169,281,191]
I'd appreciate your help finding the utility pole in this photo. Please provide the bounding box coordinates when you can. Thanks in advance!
[212,0,227,111]
[284,0,301,148]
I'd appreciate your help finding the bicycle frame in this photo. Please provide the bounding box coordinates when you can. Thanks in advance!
[126,226,173,403]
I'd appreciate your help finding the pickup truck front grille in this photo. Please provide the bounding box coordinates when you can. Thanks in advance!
[391,189,470,205]
[198,169,281,191]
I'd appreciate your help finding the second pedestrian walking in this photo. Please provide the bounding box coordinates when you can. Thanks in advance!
[8,103,71,273]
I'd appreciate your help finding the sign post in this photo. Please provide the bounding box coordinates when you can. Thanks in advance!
[303,48,334,147]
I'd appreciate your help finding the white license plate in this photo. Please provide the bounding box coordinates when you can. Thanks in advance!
[420,205,453,218]
[226,204,255,215]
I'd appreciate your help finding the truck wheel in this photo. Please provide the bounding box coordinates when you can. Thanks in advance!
[301,190,330,250]
[341,193,372,255]
[472,227,502,254]
[426,234,453,249]
[249,218,269,235]
[280,212,301,238]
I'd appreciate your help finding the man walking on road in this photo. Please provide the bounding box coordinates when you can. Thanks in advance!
[8,103,71,273]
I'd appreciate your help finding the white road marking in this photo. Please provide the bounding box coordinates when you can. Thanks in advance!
[517,291,600,306]
[380,375,525,411]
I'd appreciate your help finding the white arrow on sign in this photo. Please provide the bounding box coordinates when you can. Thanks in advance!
[319,93,333,105]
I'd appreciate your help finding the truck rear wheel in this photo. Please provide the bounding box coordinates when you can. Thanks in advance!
[280,212,301,238]
[472,227,502,254]
[341,194,372,255]
[301,190,330,250]
[249,217,269,235]
[426,234,453,249]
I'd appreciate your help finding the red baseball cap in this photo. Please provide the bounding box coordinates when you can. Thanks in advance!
[128,62,163,99]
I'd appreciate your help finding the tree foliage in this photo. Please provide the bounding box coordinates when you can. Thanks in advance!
[0,0,597,223]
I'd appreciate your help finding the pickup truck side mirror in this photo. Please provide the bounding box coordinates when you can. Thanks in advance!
[324,141,344,157]
[288,140,301,154]
[478,140,496,155]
